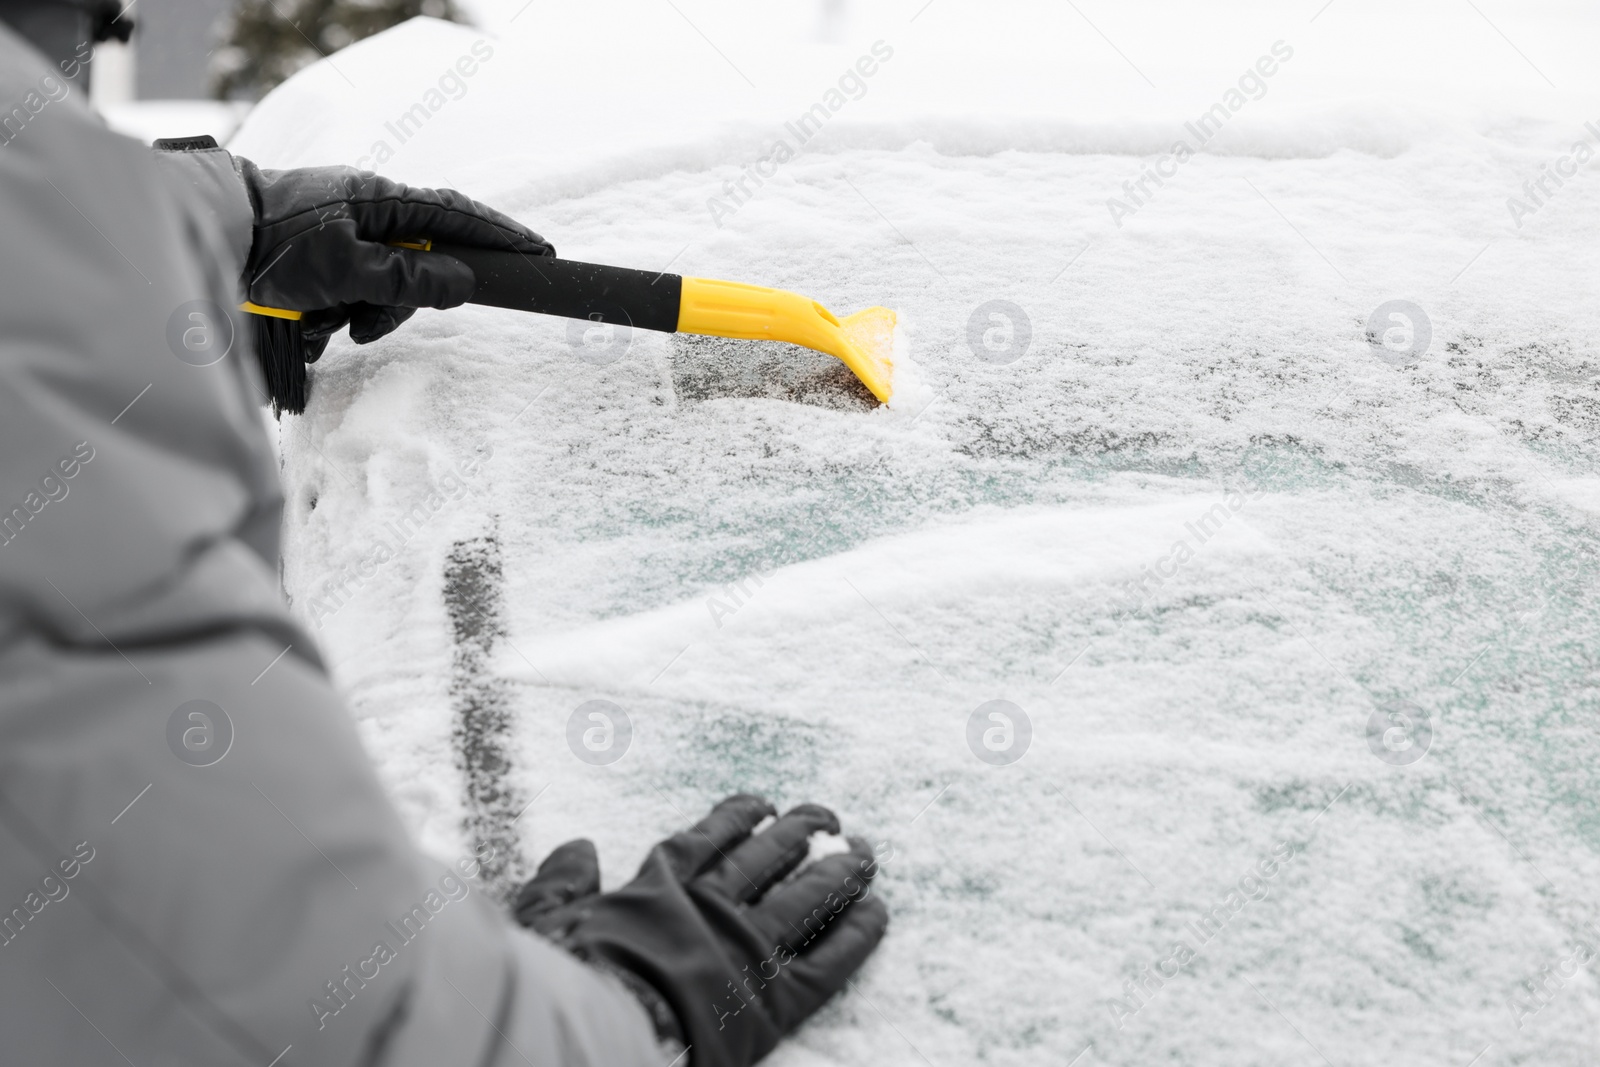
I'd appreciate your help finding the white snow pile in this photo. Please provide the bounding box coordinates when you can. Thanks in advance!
[228,2,1600,1064]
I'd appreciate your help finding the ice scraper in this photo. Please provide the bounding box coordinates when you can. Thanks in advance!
[242,241,896,411]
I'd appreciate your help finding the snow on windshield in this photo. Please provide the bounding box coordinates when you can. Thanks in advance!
[234,4,1600,1064]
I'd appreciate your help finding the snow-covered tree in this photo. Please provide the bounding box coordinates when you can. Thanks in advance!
[211,0,461,100]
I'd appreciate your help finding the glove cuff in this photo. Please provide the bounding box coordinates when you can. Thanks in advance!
[579,951,690,1062]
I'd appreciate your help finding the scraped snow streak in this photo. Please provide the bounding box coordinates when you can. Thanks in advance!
[231,3,1600,1064]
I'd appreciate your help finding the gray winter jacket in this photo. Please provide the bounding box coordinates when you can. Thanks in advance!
[0,23,659,1067]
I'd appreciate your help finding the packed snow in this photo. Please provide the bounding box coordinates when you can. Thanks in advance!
[223,2,1600,1064]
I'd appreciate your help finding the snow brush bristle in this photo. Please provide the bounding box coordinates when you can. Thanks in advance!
[250,313,309,416]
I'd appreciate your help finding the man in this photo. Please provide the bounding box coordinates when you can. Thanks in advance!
[0,3,889,1065]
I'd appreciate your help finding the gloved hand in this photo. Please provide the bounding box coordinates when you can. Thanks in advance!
[237,162,554,359]
[514,795,889,1067]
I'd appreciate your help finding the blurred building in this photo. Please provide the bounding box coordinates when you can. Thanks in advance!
[132,0,233,98]
[92,0,248,144]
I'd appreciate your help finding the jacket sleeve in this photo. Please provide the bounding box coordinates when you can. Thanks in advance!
[147,138,256,271]
[0,26,660,1067]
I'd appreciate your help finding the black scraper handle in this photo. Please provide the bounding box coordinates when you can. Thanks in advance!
[432,244,683,334]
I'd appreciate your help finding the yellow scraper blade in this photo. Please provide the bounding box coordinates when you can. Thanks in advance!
[677,276,896,402]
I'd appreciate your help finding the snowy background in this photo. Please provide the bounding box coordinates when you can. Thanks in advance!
[222,2,1599,1064]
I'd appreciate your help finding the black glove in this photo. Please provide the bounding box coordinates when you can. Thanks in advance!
[237,162,554,358]
[514,795,889,1067]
